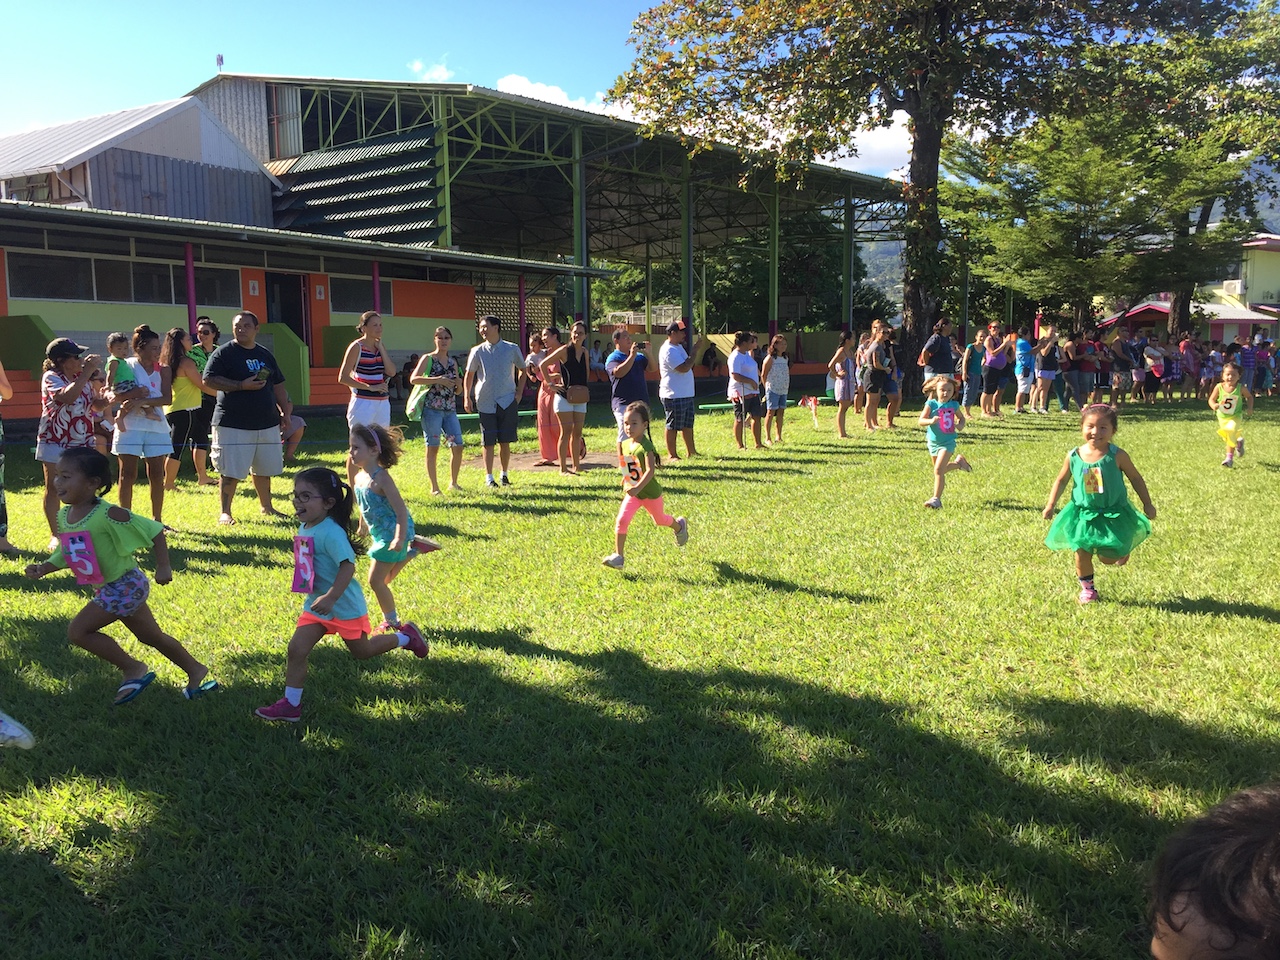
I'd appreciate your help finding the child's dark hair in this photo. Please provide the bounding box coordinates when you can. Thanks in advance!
[1080,403,1118,431]
[294,467,364,553]
[1224,360,1242,375]
[1149,782,1280,955]
[59,448,113,497]
[623,401,660,465]
[350,423,404,469]
[106,331,129,350]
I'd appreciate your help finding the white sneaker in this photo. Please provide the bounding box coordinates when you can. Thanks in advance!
[674,517,689,547]
[924,497,942,509]
[601,553,625,570]
[0,710,35,749]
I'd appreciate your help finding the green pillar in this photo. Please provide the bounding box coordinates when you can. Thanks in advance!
[842,190,854,332]
[768,187,780,338]
[433,94,452,248]
[572,126,588,322]
[681,156,694,324]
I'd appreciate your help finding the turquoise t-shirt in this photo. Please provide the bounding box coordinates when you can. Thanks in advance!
[296,516,367,620]
[925,399,959,450]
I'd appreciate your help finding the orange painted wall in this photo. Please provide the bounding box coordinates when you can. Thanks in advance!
[309,274,330,332]
[391,279,475,320]
[240,268,267,318]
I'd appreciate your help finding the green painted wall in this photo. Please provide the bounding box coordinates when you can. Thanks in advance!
[6,299,245,336]
[1246,248,1280,302]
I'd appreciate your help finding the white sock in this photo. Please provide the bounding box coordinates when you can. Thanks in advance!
[284,686,303,707]
[486,472,495,482]
[500,471,509,480]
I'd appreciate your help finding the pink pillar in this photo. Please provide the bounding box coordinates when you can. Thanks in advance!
[184,243,197,334]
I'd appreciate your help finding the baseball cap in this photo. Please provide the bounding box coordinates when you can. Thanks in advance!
[46,338,88,362]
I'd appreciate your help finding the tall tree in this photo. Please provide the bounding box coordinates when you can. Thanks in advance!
[611,0,1248,346]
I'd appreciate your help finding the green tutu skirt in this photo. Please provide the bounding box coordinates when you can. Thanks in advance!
[1045,501,1151,560]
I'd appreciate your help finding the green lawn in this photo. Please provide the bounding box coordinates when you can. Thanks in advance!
[2,400,1278,959]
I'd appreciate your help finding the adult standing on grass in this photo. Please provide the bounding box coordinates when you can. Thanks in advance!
[917,317,955,381]
[161,327,216,490]
[203,311,291,526]
[410,327,465,494]
[1109,327,1135,407]
[525,330,557,467]
[0,353,15,558]
[339,311,395,486]
[727,330,764,449]
[540,321,592,475]
[606,329,651,459]
[37,339,107,550]
[980,321,1011,417]
[464,315,526,488]
[959,326,985,419]
[658,319,699,459]
[828,331,857,438]
[188,318,219,471]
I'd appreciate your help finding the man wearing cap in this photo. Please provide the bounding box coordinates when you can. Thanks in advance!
[36,339,105,544]
[606,329,651,458]
[202,311,291,525]
[463,315,527,488]
[658,319,699,459]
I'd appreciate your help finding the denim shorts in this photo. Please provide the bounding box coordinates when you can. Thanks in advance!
[421,407,464,448]
[765,390,788,411]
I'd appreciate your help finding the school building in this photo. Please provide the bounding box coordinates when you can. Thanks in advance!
[0,73,901,417]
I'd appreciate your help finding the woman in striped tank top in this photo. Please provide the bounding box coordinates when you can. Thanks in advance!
[340,310,396,485]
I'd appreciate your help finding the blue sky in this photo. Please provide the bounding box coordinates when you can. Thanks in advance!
[0,0,910,176]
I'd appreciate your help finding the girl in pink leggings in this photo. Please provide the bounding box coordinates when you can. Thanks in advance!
[602,402,689,570]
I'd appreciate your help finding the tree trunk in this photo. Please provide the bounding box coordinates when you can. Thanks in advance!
[1168,287,1193,337]
[901,111,946,394]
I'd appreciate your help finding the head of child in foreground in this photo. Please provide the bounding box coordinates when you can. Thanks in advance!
[1221,362,1241,388]
[292,466,357,533]
[923,376,957,403]
[1080,404,1118,444]
[55,448,113,505]
[349,423,404,471]
[622,401,652,443]
[1149,782,1280,960]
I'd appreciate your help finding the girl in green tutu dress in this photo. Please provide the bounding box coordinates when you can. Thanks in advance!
[1043,404,1156,604]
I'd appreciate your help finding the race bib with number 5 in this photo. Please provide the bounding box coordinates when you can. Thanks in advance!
[59,531,104,585]
[937,407,956,434]
[292,535,315,593]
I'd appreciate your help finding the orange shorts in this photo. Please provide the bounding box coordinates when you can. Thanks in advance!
[297,610,373,641]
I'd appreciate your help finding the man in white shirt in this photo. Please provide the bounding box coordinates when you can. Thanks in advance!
[658,319,699,459]
[464,315,527,488]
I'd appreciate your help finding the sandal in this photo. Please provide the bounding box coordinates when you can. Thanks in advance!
[114,671,156,706]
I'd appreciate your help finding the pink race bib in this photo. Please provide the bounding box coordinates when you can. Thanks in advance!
[937,408,956,434]
[292,535,315,593]
[59,531,104,585]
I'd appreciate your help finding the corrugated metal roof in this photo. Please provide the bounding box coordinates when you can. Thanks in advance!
[1101,301,1278,324]
[0,199,611,277]
[284,159,435,194]
[287,133,435,174]
[282,179,438,209]
[0,100,189,178]
[264,157,299,177]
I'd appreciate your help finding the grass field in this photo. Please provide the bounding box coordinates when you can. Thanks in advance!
[2,398,1278,959]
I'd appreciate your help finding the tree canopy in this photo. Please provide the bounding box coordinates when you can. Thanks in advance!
[611,0,1252,343]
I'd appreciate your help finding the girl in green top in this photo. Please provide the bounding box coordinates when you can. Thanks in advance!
[602,402,689,571]
[1043,404,1156,604]
[1208,361,1254,467]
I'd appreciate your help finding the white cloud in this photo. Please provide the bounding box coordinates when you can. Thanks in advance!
[825,111,912,180]
[408,59,455,83]
[494,74,634,120]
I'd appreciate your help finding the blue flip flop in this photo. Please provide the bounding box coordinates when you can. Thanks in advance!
[113,671,156,706]
[183,679,219,700]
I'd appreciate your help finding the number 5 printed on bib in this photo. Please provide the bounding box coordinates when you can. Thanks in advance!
[59,532,104,585]
[292,535,316,593]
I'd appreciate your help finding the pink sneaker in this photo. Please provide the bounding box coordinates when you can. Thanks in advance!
[255,697,301,722]
[1077,584,1099,605]
[400,622,429,659]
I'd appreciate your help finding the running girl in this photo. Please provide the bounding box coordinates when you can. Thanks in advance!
[1208,361,1254,467]
[602,402,688,570]
[255,467,427,723]
[917,376,971,509]
[1043,404,1156,604]
[349,423,439,631]
[24,448,216,704]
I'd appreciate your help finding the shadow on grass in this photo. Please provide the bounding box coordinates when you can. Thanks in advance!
[983,498,1042,513]
[700,561,874,604]
[9,629,1260,958]
[1131,595,1280,623]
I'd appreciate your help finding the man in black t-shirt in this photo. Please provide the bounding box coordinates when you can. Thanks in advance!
[202,311,292,525]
